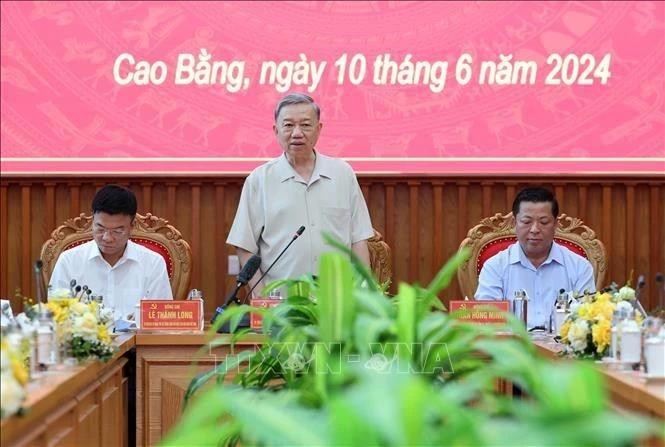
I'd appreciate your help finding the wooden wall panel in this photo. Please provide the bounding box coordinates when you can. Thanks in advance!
[1,176,663,315]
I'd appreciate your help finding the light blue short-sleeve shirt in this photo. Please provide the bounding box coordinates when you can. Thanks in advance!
[474,241,595,329]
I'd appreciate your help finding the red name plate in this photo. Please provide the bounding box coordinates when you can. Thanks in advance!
[140,299,202,331]
[449,300,510,324]
[249,298,282,330]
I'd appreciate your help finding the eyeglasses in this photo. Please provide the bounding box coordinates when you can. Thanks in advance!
[92,223,128,237]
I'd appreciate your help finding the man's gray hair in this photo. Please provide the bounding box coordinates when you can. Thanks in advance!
[274,93,321,121]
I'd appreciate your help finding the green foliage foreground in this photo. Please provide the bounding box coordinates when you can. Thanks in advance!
[163,235,657,446]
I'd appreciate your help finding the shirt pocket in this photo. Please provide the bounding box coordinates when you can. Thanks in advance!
[322,207,351,244]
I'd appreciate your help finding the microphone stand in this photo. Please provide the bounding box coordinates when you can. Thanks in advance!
[246,226,305,298]
[211,255,262,328]
[634,275,647,319]
[221,281,245,310]
[656,273,664,310]
[211,282,251,332]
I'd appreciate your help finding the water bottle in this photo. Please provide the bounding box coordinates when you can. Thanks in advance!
[188,289,204,330]
[512,289,529,327]
[34,307,56,371]
[609,310,621,359]
[644,318,665,376]
[620,312,641,364]
[552,289,569,335]
[267,288,282,300]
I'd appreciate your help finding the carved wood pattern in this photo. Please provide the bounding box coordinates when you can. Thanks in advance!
[2,177,663,312]
[368,228,392,285]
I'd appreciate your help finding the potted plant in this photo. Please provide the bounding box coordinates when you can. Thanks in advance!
[164,235,656,446]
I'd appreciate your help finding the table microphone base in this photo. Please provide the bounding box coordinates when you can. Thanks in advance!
[215,313,250,333]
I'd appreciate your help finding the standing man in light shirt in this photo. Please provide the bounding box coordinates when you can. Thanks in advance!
[49,185,172,319]
[227,93,373,296]
[475,187,595,329]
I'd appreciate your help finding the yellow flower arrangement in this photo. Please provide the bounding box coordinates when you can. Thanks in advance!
[37,292,116,363]
[561,285,641,359]
[1,337,28,418]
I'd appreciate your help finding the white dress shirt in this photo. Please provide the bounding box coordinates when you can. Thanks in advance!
[227,152,373,285]
[49,240,172,318]
[475,241,595,329]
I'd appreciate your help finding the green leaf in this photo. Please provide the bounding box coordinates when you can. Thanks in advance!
[530,361,606,416]
[353,314,394,357]
[162,386,232,446]
[233,391,330,445]
[317,252,355,343]
[183,349,256,407]
[396,283,417,361]
[322,232,380,293]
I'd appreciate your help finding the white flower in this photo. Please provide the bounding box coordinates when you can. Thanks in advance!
[72,313,99,339]
[1,371,25,418]
[99,308,114,325]
[48,288,72,299]
[569,300,581,315]
[616,286,636,302]
[568,319,589,352]
[616,301,633,314]
[70,302,89,316]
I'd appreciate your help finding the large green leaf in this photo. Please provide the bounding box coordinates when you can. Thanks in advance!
[183,349,258,406]
[322,232,381,292]
[317,252,355,343]
[395,283,417,362]
[226,389,330,446]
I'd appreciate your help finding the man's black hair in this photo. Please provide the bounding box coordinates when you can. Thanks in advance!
[91,184,137,218]
[512,187,559,218]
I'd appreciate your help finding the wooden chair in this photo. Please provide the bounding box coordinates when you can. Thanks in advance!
[367,228,392,286]
[40,213,192,299]
[457,213,607,299]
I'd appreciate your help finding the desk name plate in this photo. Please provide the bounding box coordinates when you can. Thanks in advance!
[249,298,281,330]
[448,300,510,324]
[140,299,203,330]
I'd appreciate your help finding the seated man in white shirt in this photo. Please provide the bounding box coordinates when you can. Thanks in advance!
[49,185,172,319]
[475,187,595,329]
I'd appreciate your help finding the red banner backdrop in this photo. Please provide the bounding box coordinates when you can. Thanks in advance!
[1,1,663,175]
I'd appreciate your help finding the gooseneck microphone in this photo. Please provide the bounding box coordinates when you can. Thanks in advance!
[634,275,648,318]
[656,273,664,310]
[246,225,306,298]
[211,254,262,325]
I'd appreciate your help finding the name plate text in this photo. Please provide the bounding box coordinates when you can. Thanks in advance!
[449,300,510,324]
[140,299,202,330]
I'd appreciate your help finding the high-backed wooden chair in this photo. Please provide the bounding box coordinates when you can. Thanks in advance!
[40,213,192,299]
[457,213,607,299]
[367,228,392,286]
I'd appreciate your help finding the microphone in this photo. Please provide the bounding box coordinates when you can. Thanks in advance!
[34,260,49,305]
[211,254,262,325]
[246,226,305,298]
[634,275,647,318]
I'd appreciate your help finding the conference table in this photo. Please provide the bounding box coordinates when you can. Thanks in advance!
[1,331,663,447]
